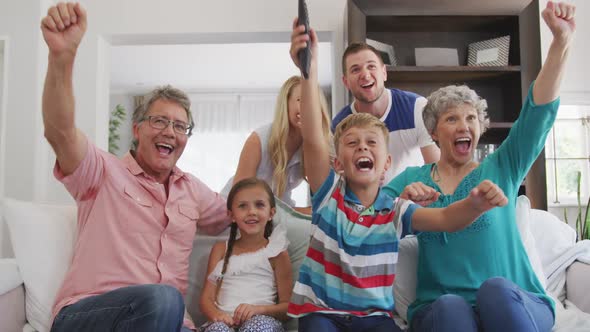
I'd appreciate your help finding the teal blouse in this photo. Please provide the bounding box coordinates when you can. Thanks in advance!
[383,84,559,324]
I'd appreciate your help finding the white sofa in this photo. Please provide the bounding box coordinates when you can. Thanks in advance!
[1,196,590,332]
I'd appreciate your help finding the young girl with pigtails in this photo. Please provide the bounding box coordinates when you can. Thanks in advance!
[199,178,293,332]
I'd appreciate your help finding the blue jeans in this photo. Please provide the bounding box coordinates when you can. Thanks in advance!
[50,284,191,332]
[298,313,402,332]
[411,277,554,332]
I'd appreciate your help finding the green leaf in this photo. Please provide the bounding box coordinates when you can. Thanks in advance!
[108,104,127,155]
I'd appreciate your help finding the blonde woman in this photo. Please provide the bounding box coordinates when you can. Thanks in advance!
[222,76,332,212]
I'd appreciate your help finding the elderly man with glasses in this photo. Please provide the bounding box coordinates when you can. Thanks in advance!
[41,3,229,332]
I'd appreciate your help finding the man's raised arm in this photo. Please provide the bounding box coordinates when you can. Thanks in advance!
[41,2,88,175]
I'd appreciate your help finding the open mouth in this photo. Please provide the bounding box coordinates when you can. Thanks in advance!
[361,82,375,89]
[454,137,472,154]
[244,220,259,225]
[155,143,174,155]
[355,157,374,171]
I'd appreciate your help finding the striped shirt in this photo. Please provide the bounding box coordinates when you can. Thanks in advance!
[288,170,417,318]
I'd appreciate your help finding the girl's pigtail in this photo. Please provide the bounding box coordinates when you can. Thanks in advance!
[264,220,273,239]
[214,222,238,303]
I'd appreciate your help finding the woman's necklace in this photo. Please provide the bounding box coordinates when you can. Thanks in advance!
[432,163,442,183]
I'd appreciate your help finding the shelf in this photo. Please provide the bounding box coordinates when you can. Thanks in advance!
[352,0,532,16]
[386,65,521,82]
[367,16,519,33]
[347,0,547,208]
[479,126,511,144]
[488,122,513,129]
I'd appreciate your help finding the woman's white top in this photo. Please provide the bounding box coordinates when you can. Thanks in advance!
[208,224,289,314]
[221,123,304,207]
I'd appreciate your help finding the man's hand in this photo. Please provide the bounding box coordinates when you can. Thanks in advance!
[542,1,576,45]
[400,182,440,207]
[468,180,508,213]
[41,2,87,59]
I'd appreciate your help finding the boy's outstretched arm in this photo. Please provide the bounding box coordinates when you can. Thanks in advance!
[290,18,331,193]
[412,180,508,232]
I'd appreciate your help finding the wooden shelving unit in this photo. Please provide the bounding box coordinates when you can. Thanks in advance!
[348,0,548,209]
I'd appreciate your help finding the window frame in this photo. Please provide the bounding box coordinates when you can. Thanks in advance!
[545,99,590,207]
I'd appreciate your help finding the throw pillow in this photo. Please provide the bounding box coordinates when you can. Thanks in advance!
[1,200,16,258]
[528,208,576,274]
[272,198,312,332]
[393,236,418,323]
[185,230,229,326]
[3,198,77,332]
[273,198,313,282]
[515,195,547,289]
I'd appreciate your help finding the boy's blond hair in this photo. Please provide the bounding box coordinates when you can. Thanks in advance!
[333,113,389,153]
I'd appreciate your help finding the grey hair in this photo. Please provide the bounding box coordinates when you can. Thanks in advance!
[423,85,490,139]
[131,85,194,150]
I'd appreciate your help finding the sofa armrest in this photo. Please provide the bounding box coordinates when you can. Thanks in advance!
[566,260,590,314]
[0,259,26,332]
[0,284,26,332]
[0,259,23,295]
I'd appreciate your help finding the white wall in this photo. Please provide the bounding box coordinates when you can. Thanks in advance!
[539,0,590,224]
[540,0,590,98]
[0,0,347,204]
[0,39,5,199]
[0,1,45,201]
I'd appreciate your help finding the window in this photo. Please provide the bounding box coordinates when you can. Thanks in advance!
[545,105,590,205]
[176,92,310,207]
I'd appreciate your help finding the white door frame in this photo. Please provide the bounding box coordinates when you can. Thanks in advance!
[0,36,9,198]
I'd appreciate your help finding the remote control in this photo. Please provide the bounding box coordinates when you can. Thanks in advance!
[298,0,311,79]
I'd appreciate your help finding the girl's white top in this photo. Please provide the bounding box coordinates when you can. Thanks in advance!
[208,223,289,314]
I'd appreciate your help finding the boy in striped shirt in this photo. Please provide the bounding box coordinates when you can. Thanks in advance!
[288,20,508,332]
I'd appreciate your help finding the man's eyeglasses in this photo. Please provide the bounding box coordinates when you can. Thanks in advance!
[141,116,193,135]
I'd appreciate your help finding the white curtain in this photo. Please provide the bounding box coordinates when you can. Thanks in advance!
[189,93,277,133]
[177,92,276,192]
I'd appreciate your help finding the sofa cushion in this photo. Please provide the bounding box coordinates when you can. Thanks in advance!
[0,201,15,258]
[529,208,576,273]
[273,198,313,282]
[393,236,418,323]
[0,259,23,295]
[2,199,77,332]
[0,284,26,332]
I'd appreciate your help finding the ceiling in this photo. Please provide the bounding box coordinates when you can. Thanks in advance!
[110,42,333,94]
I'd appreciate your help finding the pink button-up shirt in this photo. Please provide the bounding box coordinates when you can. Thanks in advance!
[51,141,229,329]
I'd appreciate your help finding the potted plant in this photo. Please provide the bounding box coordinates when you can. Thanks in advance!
[564,171,590,241]
[108,104,126,154]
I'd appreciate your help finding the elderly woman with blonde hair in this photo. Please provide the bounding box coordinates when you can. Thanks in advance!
[222,76,332,212]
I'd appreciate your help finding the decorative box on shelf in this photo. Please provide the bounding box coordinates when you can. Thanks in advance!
[415,48,459,66]
[467,35,511,67]
[366,38,397,66]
